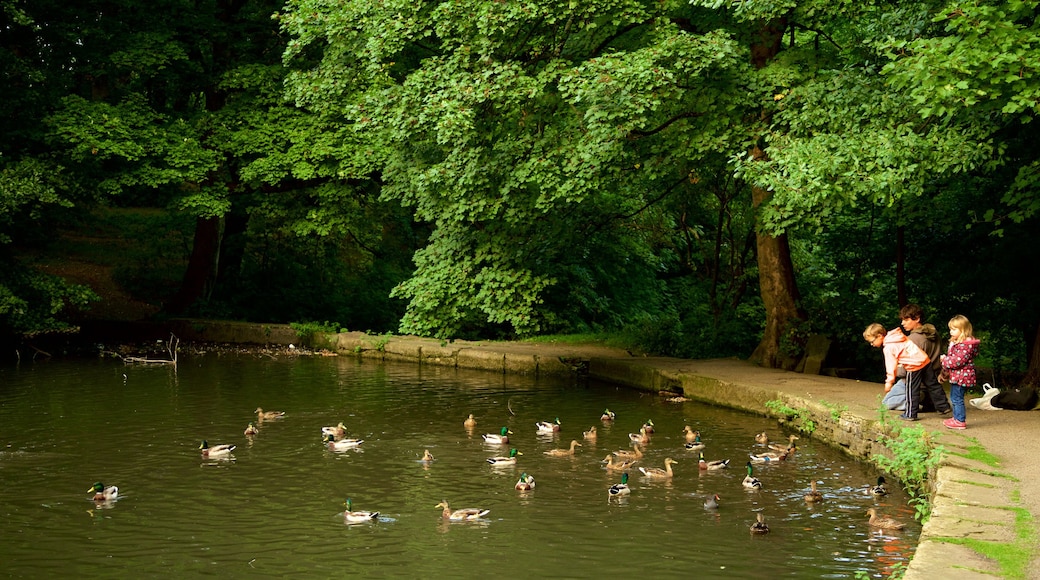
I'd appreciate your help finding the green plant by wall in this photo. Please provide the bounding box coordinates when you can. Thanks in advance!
[764,399,816,434]
[874,424,944,521]
[290,320,341,347]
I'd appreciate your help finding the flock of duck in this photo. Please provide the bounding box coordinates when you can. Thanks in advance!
[86,406,907,532]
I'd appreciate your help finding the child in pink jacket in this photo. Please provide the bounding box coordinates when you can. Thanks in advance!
[864,323,931,421]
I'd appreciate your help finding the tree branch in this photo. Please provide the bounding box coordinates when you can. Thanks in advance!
[628,112,702,138]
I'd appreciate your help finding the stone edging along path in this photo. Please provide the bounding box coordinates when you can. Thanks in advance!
[326,333,1032,579]
[160,322,1035,578]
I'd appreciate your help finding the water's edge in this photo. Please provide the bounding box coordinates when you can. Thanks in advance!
[73,321,1010,577]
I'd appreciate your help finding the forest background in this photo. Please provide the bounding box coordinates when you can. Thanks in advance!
[1,0,1038,385]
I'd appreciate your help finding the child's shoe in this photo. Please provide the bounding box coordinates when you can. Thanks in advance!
[943,418,967,430]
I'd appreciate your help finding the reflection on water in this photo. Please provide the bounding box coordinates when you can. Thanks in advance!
[0,356,918,577]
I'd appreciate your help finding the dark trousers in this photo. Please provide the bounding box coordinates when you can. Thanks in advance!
[902,369,924,419]
[918,366,951,413]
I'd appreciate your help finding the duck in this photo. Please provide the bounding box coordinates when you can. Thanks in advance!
[464,414,477,429]
[804,480,823,502]
[742,461,762,489]
[544,439,582,457]
[769,434,800,453]
[583,426,597,441]
[755,432,769,444]
[612,444,644,461]
[869,476,889,496]
[866,508,905,530]
[482,426,512,445]
[421,449,435,462]
[536,417,562,433]
[436,500,490,521]
[698,451,730,470]
[602,454,635,471]
[199,440,236,458]
[601,409,616,421]
[88,482,118,502]
[750,512,770,534]
[639,457,677,479]
[255,407,285,421]
[487,448,522,466]
[244,422,259,436]
[641,419,655,434]
[683,426,700,444]
[323,433,363,451]
[749,444,793,463]
[684,431,705,452]
[514,472,536,491]
[321,422,346,438]
[703,493,720,510]
[343,498,379,523]
[628,427,650,445]
[608,472,631,497]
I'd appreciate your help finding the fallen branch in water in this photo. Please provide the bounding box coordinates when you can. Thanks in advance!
[123,334,179,366]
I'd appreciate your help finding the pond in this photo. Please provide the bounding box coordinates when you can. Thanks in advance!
[0,355,918,577]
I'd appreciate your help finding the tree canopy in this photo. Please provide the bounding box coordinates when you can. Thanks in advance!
[1,0,1037,382]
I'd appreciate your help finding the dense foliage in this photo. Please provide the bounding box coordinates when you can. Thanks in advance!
[1,0,1037,380]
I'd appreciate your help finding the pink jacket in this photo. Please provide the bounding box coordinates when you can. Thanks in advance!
[882,328,930,386]
[941,338,980,387]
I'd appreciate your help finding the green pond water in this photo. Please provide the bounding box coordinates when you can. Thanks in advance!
[0,355,918,578]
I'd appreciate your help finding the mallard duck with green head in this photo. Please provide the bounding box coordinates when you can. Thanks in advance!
[608,472,631,498]
[600,409,616,422]
[199,440,236,458]
[742,462,762,489]
[514,472,535,491]
[487,448,522,466]
[244,422,259,436]
[88,482,118,502]
[482,427,512,445]
[868,476,889,496]
[698,451,729,470]
[684,430,705,452]
[343,498,379,523]
[323,433,363,451]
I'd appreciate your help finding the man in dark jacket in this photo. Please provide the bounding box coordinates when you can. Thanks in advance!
[899,303,952,415]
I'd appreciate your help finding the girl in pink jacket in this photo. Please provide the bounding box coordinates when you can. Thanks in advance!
[941,315,980,430]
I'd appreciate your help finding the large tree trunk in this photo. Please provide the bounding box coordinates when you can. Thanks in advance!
[748,181,806,368]
[164,216,222,314]
[1025,318,1040,388]
[746,16,806,369]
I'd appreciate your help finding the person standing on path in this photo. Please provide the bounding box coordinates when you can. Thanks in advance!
[864,322,931,421]
[899,304,952,415]
[940,315,980,430]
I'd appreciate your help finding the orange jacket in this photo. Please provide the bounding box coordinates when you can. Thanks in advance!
[882,328,930,386]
